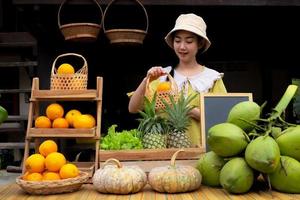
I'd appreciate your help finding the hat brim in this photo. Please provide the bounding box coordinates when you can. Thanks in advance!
[164,25,211,53]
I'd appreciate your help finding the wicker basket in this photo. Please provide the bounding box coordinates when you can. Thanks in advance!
[50,53,88,90]
[58,0,103,42]
[16,172,89,195]
[145,74,179,110]
[103,0,148,44]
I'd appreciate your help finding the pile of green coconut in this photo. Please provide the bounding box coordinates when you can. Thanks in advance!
[197,85,300,194]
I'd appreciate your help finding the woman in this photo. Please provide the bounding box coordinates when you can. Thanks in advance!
[128,13,227,147]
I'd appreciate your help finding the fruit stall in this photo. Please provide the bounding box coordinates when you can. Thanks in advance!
[1,0,300,200]
[3,54,299,199]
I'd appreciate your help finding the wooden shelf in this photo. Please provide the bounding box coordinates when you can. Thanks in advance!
[0,61,38,68]
[31,89,99,101]
[27,128,98,138]
[22,77,103,176]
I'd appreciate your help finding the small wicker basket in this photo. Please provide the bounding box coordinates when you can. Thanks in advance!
[50,53,88,90]
[58,0,103,42]
[16,172,89,195]
[145,74,179,110]
[103,0,148,44]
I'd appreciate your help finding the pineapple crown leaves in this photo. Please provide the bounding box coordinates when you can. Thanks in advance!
[162,92,197,131]
[137,92,169,136]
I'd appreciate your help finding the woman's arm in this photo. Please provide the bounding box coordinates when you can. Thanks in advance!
[128,66,166,113]
[128,77,148,113]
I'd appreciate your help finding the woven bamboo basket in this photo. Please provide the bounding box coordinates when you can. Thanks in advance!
[50,53,88,90]
[145,74,179,110]
[58,0,103,42]
[103,0,148,44]
[16,172,89,195]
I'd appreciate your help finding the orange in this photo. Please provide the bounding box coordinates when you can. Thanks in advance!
[22,171,30,180]
[45,152,66,172]
[157,82,171,92]
[42,172,61,181]
[46,103,64,121]
[39,140,58,157]
[35,116,51,128]
[24,172,43,181]
[57,63,75,74]
[59,163,79,179]
[65,109,82,127]
[73,114,95,129]
[25,154,45,173]
[52,117,69,128]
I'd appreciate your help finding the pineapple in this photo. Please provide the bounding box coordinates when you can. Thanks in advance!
[138,93,168,149]
[163,92,196,148]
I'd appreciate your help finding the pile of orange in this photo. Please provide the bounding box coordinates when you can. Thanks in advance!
[34,103,96,129]
[23,140,79,181]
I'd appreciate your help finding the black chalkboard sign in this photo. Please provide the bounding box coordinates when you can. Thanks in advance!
[200,93,253,151]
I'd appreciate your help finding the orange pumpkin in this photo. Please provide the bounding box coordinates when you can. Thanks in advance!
[92,158,147,194]
[148,149,202,193]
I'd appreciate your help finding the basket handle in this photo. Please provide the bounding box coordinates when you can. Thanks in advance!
[51,53,88,75]
[102,0,149,33]
[58,0,103,28]
[145,73,178,96]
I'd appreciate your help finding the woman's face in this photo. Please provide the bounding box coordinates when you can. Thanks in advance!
[173,30,200,63]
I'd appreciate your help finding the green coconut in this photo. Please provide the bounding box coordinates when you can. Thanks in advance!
[276,126,300,161]
[0,105,8,124]
[196,151,226,187]
[227,101,261,133]
[220,157,254,194]
[245,135,280,173]
[269,156,300,193]
[208,123,248,157]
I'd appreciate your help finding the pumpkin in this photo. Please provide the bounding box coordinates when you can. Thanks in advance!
[92,158,147,194]
[148,149,202,193]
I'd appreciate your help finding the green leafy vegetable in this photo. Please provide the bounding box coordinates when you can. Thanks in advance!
[100,125,143,150]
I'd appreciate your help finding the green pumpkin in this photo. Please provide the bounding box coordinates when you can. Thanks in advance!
[92,158,147,194]
[148,149,202,193]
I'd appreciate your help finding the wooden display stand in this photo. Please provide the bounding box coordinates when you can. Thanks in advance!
[22,76,103,177]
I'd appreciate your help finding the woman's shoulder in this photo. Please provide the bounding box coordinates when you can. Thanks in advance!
[203,67,223,80]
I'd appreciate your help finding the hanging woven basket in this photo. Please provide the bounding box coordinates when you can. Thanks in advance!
[58,0,103,42]
[103,0,149,44]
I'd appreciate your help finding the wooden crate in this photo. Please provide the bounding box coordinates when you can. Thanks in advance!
[99,147,205,172]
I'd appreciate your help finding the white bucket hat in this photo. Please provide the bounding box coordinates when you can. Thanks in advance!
[164,13,211,53]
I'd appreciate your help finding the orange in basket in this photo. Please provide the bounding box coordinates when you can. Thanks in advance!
[50,53,88,90]
[145,73,179,110]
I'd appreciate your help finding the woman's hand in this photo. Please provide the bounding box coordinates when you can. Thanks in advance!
[147,66,166,82]
[188,107,200,121]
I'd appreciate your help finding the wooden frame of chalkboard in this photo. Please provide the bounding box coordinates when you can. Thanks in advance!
[200,93,253,151]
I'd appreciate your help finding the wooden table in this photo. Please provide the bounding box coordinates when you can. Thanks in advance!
[1,183,300,200]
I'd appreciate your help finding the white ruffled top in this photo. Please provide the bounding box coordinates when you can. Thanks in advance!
[159,66,223,93]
